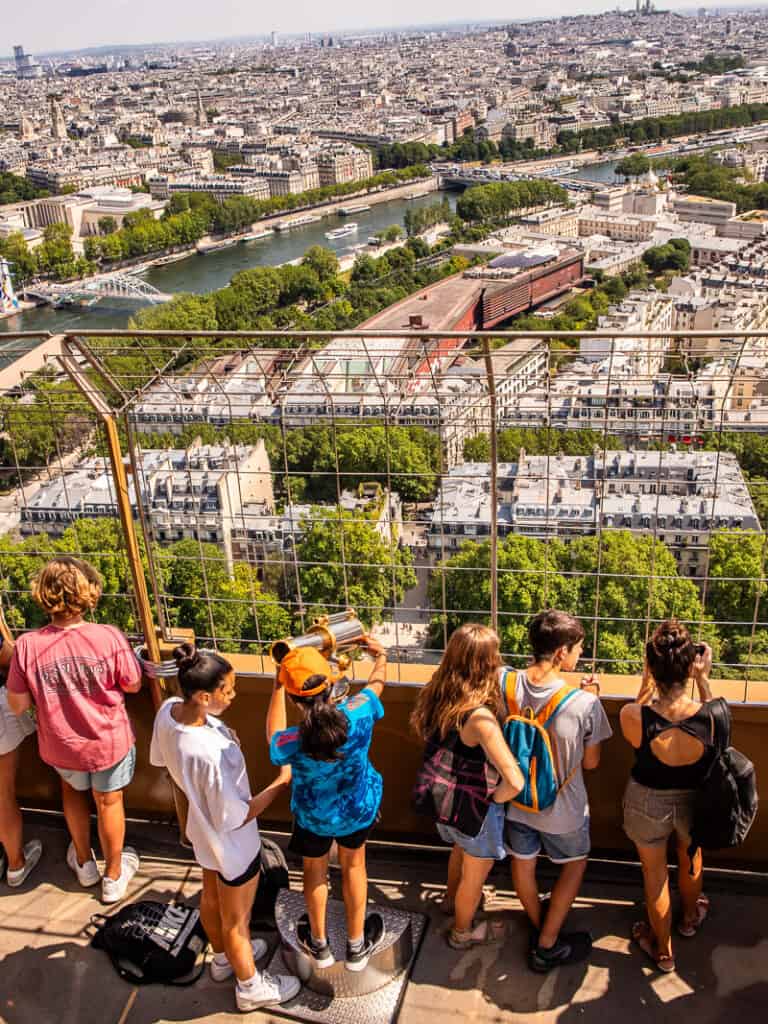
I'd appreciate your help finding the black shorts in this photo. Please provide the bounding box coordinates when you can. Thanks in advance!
[289,817,377,859]
[218,848,262,887]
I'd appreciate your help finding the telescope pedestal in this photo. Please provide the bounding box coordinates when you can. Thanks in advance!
[264,889,427,1023]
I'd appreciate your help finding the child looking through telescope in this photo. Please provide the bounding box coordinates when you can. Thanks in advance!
[266,635,388,972]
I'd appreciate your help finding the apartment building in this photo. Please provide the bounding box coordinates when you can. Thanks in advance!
[316,144,373,186]
[429,451,759,582]
[582,291,674,374]
[21,443,275,573]
[148,174,271,202]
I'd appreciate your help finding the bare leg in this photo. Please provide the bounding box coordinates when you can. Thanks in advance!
[445,844,463,911]
[92,788,125,880]
[60,780,92,867]
[303,854,330,942]
[217,874,259,982]
[511,856,542,931]
[453,853,494,933]
[538,859,588,949]
[338,844,368,940]
[676,839,704,930]
[0,749,23,871]
[636,844,673,960]
[200,868,224,954]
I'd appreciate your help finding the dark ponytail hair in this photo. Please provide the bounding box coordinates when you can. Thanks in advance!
[294,674,349,762]
[646,619,697,694]
[173,642,232,700]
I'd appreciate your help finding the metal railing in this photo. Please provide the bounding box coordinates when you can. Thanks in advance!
[0,327,767,698]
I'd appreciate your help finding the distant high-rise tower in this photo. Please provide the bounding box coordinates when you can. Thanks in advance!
[271,30,278,47]
[49,95,67,140]
[636,0,641,12]
[13,44,43,80]
[195,89,208,127]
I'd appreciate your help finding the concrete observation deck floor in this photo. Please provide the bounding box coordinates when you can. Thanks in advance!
[1,818,765,1024]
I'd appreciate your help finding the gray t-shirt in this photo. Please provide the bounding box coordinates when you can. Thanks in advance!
[504,670,613,836]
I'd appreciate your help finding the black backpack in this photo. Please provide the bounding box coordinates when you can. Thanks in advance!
[688,698,758,860]
[91,900,208,986]
[250,837,290,930]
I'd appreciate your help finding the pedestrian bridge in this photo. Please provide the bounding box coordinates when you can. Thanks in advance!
[26,272,172,306]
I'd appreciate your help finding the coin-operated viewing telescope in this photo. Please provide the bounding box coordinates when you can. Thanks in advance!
[270,609,365,671]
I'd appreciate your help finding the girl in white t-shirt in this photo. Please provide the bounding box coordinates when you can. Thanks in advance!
[150,644,300,1013]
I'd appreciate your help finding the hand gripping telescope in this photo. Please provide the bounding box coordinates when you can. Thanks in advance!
[270,609,365,671]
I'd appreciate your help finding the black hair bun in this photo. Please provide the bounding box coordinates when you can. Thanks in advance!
[656,628,687,651]
[173,642,200,672]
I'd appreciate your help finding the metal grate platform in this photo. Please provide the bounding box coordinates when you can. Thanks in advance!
[264,890,428,1024]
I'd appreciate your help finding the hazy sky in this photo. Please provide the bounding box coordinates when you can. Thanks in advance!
[5,1,757,55]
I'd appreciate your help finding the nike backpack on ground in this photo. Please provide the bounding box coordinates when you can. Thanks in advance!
[688,697,758,859]
[250,837,290,929]
[501,668,580,813]
[91,900,207,985]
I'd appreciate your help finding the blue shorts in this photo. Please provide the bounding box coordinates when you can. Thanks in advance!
[436,802,507,861]
[504,817,591,864]
[54,745,136,793]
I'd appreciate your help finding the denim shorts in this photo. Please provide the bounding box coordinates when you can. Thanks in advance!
[436,802,507,861]
[54,745,136,793]
[504,817,591,864]
[623,777,696,848]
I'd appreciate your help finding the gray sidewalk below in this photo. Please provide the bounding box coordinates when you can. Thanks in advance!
[1,820,765,1024]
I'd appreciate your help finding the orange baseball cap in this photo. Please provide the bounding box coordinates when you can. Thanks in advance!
[277,647,338,697]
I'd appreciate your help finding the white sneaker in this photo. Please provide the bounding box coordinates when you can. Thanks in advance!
[235,972,301,1011]
[66,842,101,888]
[209,938,269,981]
[101,847,140,904]
[7,839,43,888]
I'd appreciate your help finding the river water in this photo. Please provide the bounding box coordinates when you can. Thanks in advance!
[0,191,456,339]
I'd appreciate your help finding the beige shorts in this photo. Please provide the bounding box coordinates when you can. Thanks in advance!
[0,687,36,756]
[622,777,696,848]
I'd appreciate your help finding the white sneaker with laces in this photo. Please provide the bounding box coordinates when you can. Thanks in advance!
[235,971,301,1011]
[209,938,269,981]
[7,839,43,888]
[66,842,100,888]
[101,847,139,904]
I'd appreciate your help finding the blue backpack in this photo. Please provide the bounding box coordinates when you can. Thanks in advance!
[501,669,580,813]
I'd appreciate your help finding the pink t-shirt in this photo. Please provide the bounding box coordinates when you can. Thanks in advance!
[7,622,141,772]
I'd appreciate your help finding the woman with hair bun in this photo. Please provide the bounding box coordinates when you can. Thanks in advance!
[7,557,142,901]
[620,619,716,973]
[150,643,299,1012]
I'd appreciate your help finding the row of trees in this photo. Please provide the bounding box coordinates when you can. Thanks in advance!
[455,179,567,224]
[374,100,768,171]
[429,529,767,677]
[558,100,768,153]
[0,223,96,284]
[81,165,432,269]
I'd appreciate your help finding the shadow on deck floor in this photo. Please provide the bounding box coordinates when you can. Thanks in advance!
[1,819,766,1024]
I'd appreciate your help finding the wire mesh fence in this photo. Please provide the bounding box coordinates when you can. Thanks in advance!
[0,328,767,696]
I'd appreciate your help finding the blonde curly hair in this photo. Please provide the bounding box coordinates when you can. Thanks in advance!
[31,556,103,617]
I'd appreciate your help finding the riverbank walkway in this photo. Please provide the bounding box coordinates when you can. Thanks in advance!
[2,817,765,1024]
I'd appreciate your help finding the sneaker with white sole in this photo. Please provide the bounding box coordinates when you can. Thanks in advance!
[209,938,269,982]
[296,913,335,968]
[66,842,100,888]
[101,847,139,904]
[345,912,385,972]
[235,971,301,1011]
[7,839,43,888]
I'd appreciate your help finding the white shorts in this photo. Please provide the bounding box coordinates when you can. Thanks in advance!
[0,687,36,756]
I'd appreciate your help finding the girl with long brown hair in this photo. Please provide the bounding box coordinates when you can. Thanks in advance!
[411,623,524,949]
